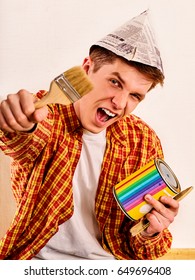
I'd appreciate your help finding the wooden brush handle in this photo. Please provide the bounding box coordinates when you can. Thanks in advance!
[130,186,193,236]
[35,81,71,109]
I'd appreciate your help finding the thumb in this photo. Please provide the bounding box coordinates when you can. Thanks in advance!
[30,106,49,123]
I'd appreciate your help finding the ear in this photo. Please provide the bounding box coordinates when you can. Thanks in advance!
[82,56,93,74]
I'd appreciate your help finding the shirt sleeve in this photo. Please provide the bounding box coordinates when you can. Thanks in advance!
[129,229,172,259]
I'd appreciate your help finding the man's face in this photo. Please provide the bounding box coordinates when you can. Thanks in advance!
[74,57,153,133]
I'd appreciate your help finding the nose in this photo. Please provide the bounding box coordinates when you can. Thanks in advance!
[111,93,128,110]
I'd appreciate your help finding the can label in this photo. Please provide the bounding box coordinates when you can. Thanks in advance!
[113,158,181,220]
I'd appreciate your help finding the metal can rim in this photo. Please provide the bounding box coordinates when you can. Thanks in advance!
[154,158,181,194]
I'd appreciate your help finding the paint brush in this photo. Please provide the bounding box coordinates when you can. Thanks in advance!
[35,66,93,109]
[130,186,193,236]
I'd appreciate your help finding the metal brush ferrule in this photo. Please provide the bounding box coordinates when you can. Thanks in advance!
[54,74,80,103]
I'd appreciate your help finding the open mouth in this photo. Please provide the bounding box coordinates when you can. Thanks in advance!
[97,108,117,123]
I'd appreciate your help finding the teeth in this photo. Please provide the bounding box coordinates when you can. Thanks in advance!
[102,108,116,117]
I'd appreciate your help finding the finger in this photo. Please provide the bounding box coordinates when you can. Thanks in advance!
[0,108,15,132]
[144,212,163,234]
[6,93,35,129]
[31,106,48,123]
[146,209,174,235]
[17,90,48,125]
[17,90,36,118]
[2,93,36,131]
[144,194,173,219]
[0,99,27,131]
[160,196,179,213]
[146,203,176,230]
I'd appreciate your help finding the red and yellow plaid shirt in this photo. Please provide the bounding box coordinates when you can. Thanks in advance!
[0,93,172,260]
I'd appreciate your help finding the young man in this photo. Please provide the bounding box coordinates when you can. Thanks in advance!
[0,11,179,259]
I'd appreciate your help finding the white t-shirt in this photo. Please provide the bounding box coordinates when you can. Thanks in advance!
[34,129,115,260]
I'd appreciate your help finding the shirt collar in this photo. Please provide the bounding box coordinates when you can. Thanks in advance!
[59,103,81,133]
[59,103,130,145]
[107,116,130,146]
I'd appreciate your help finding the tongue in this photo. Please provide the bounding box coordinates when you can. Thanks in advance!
[97,109,109,122]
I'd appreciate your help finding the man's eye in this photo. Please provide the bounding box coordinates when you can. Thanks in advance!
[130,93,141,101]
[110,79,121,88]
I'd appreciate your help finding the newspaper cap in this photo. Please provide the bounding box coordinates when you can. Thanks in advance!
[90,10,163,74]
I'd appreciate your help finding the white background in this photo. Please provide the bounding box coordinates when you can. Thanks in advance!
[0,0,195,248]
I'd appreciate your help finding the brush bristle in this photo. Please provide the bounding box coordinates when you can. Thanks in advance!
[63,66,93,97]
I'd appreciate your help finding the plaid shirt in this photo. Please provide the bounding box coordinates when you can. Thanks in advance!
[0,92,172,259]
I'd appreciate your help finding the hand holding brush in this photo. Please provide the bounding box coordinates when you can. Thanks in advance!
[0,66,93,132]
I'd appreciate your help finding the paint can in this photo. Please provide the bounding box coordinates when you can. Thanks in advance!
[113,158,181,220]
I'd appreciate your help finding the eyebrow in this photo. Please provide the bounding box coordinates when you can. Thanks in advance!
[112,71,126,85]
[111,71,146,101]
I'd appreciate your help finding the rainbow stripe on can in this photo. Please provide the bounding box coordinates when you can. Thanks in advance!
[113,158,180,220]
